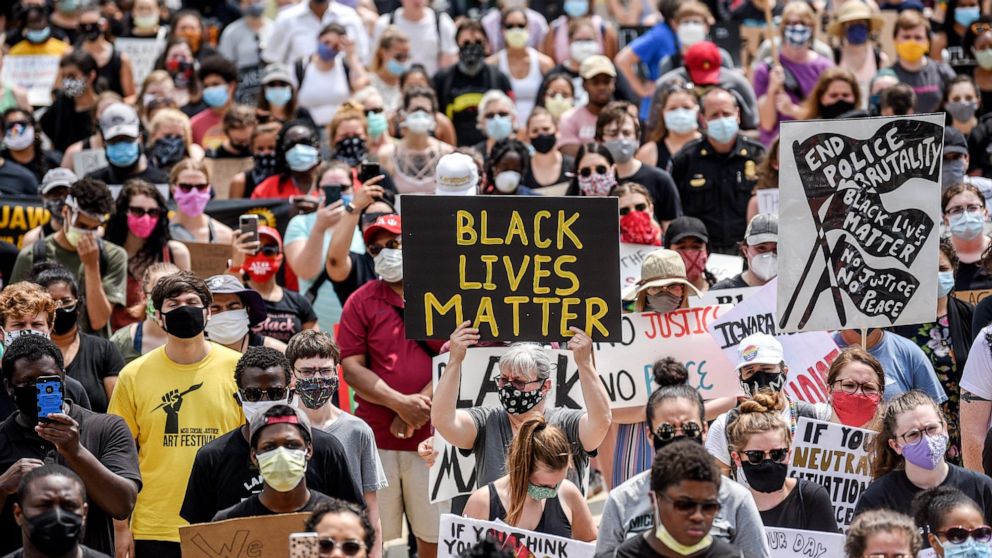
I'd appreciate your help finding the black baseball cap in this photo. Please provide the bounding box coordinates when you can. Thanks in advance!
[944,127,969,156]
[663,217,710,248]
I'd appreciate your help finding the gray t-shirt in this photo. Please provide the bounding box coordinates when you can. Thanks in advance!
[595,470,771,558]
[889,61,957,114]
[321,412,388,493]
[466,406,590,492]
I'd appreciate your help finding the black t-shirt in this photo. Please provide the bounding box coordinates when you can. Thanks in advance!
[955,259,992,292]
[2,546,110,558]
[974,296,992,335]
[759,479,838,532]
[180,427,364,525]
[39,93,94,154]
[253,289,318,343]
[332,252,377,306]
[0,404,141,556]
[524,155,574,190]
[0,159,39,196]
[66,333,125,414]
[854,464,992,521]
[619,164,682,223]
[1,148,60,184]
[615,533,742,558]
[432,65,513,147]
[86,161,170,185]
[205,145,251,159]
[711,273,749,290]
[213,489,333,521]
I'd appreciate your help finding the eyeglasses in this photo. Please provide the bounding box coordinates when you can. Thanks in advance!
[739,448,789,465]
[365,107,384,114]
[128,206,165,218]
[654,422,702,442]
[504,22,527,29]
[495,377,545,391]
[619,203,648,216]
[898,422,944,445]
[176,182,210,193]
[367,238,401,256]
[259,245,280,256]
[657,492,721,515]
[5,120,31,131]
[579,165,608,178]
[830,379,881,397]
[972,22,992,34]
[317,538,365,557]
[934,525,992,544]
[946,203,984,216]
[295,367,336,378]
[238,387,288,402]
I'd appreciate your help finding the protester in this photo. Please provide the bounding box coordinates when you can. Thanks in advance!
[58,92,121,171]
[815,347,886,429]
[21,169,75,249]
[844,510,922,558]
[378,88,453,194]
[802,68,862,120]
[189,56,238,150]
[888,9,956,113]
[834,329,947,404]
[256,64,314,127]
[295,24,370,128]
[109,263,179,364]
[711,213,778,289]
[627,249,700,313]
[77,3,135,100]
[663,217,715,294]
[943,184,992,290]
[944,76,982,136]
[327,102,374,168]
[474,90,519,160]
[322,185,394,309]
[229,122,281,199]
[558,56,617,155]
[637,83,702,173]
[206,105,256,159]
[262,0,369,66]
[251,120,324,199]
[217,0,272,72]
[829,1,888,102]
[40,50,99,154]
[2,109,58,185]
[352,88,392,159]
[88,102,170,185]
[487,7,554,120]
[613,183,663,247]
[204,275,284,352]
[912,486,991,558]
[146,109,205,171]
[523,107,573,192]
[167,158,235,244]
[542,2,617,64]
[304,499,375,558]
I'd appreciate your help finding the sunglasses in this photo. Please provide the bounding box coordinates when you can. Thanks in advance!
[361,211,393,226]
[365,107,384,114]
[935,526,992,544]
[504,22,527,29]
[579,165,608,178]
[176,182,210,193]
[619,203,648,216]
[658,492,721,515]
[238,387,288,403]
[317,538,365,556]
[485,111,511,119]
[128,206,165,218]
[258,245,280,256]
[740,448,789,465]
[5,121,31,131]
[495,377,545,391]
[367,238,401,256]
[654,422,702,442]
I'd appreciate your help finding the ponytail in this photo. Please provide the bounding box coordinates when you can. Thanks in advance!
[505,418,570,526]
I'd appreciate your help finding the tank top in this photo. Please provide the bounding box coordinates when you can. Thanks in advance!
[96,46,125,96]
[297,57,351,126]
[486,482,572,538]
[391,143,444,194]
[551,15,605,64]
[498,48,544,120]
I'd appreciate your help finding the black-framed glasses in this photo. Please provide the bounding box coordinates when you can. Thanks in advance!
[935,525,992,544]
[830,379,881,397]
[579,165,608,178]
[317,538,365,556]
[898,422,944,445]
[740,448,789,465]
[619,203,648,216]
[238,387,288,402]
[128,206,165,218]
[657,492,721,515]
[367,238,401,256]
[259,245,280,256]
[295,367,337,378]
[495,377,545,391]
[176,182,210,193]
[654,422,701,442]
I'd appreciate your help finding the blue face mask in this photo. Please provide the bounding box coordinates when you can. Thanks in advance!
[564,0,589,17]
[317,42,338,61]
[386,59,408,77]
[938,271,956,298]
[342,193,353,206]
[942,537,992,558]
[845,23,870,45]
[264,86,293,107]
[950,211,985,240]
[106,140,140,167]
[956,6,982,28]
[285,143,319,172]
[706,116,738,144]
[26,27,51,44]
[485,115,513,140]
[202,84,229,108]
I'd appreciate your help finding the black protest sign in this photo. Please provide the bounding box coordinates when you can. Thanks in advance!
[402,196,622,342]
[0,196,48,247]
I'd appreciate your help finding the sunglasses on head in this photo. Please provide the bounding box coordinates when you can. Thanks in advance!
[740,448,789,465]
[619,203,648,216]
[654,422,701,442]
[579,165,608,178]
[317,538,365,556]
[361,211,393,226]
[176,182,210,193]
[128,206,165,218]
[935,526,992,544]
[238,387,288,403]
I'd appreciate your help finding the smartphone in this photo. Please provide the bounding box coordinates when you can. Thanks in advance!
[358,161,380,183]
[239,214,259,245]
[289,533,319,558]
[35,375,63,421]
[322,185,342,205]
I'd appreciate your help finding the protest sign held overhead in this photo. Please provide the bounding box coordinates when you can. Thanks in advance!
[438,514,595,558]
[777,114,942,332]
[403,196,622,342]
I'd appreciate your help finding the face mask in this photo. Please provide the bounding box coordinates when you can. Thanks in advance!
[531,133,556,154]
[404,111,435,135]
[620,210,661,245]
[578,172,616,197]
[741,371,785,397]
[240,396,290,425]
[26,27,51,44]
[677,21,707,47]
[62,77,86,99]
[24,508,83,556]
[106,141,140,168]
[127,214,158,239]
[942,538,992,558]
[133,14,160,29]
[978,48,992,70]
[845,23,870,45]
[740,459,788,493]
[498,383,545,414]
[5,124,35,151]
[821,99,855,119]
[896,39,928,62]
[151,136,186,168]
[317,42,338,61]
[545,94,573,118]
[205,308,250,345]
[173,186,211,217]
[604,138,637,164]
[334,136,368,167]
[950,211,985,240]
[203,84,230,108]
[664,108,699,134]
[52,304,78,335]
[146,297,155,319]
[386,58,408,76]
[563,0,589,17]
[458,42,486,75]
[285,143,319,172]
[706,116,738,144]
[374,248,403,283]
[44,199,65,226]
[947,100,979,122]
[367,112,388,139]
[64,226,89,248]
[939,270,956,298]
[505,28,529,49]
[943,158,967,189]
[654,510,713,556]
[831,391,881,426]
[296,377,337,409]
[647,292,681,313]
[783,24,812,46]
[750,251,778,281]
[956,6,981,27]
[60,0,80,11]
[254,152,277,176]
[80,23,102,42]
[674,250,706,283]
[900,432,948,470]
[161,305,206,339]
[527,483,559,500]
[265,86,293,107]
[243,252,282,283]
[256,446,308,492]
[570,40,600,63]
[485,115,514,141]
[4,329,48,346]
[494,170,522,193]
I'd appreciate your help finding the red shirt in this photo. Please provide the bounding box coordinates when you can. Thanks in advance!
[251,175,303,199]
[190,108,224,150]
[337,280,442,451]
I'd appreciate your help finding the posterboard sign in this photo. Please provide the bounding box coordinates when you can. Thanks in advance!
[766,526,845,558]
[179,513,307,558]
[954,289,992,306]
[788,418,874,528]
[595,309,742,401]
[757,189,780,214]
[776,114,943,333]
[2,55,60,106]
[620,242,654,294]
[709,280,840,403]
[402,196,622,342]
[183,242,232,278]
[204,157,254,199]
[690,286,759,308]
[707,253,744,282]
[438,514,595,558]
[116,38,165,85]
[74,149,108,178]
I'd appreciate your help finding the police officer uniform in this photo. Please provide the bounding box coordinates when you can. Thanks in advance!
[670,135,765,254]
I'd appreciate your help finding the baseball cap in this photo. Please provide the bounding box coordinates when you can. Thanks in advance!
[435,152,478,196]
[258,225,283,250]
[363,213,402,244]
[205,274,268,327]
[40,168,77,196]
[663,216,709,248]
[944,127,968,156]
[261,63,294,86]
[248,405,313,447]
[627,249,702,304]
[735,333,784,371]
[99,102,140,139]
[579,55,617,80]
[684,41,721,86]
[745,213,778,246]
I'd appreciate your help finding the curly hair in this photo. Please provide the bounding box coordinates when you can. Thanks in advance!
[0,282,56,330]
[1,334,65,384]
[305,498,375,553]
[104,179,172,269]
[484,138,530,193]
[845,510,921,558]
[235,346,292,387]
[150,270,211,311]
[912,486,982,535]
[651,438,721,494]
[726,390,791,455]
[69,177,114,217]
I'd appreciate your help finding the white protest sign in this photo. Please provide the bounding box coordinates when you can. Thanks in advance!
[428,431,477,504]
[788,418,875,528]
[707,253,744,282]
[708,280,840,403]
[765,527,845,558]
[690,286,759,308]
[777,114,942,332]
[73,149,108,178]
[757,189,780,215]
[2,55,60,106]
[438,514,595,558]
[116,38,166,85]
[619,242,654,295]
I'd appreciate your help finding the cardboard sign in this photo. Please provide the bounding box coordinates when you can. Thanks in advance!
[116,38,166,86]
[595,309,741,401]
[788,418,875,528]
[402,196,622,341]
[532,184,570,197]
[954,289,992,306]
[757,189,780,215]
[0,196,50,247]
[179,513,307,558]
[765,526,845,558]
[73,149,108,178]
[183,242,233,278]
[690,286,759,308]
[777,115,943,333]
[709,280,840,403]
[2,55,60,106]
[204,157,254,199]
[438,514,595,558]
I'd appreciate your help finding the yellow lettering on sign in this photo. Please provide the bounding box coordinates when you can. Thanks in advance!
[456,211,476,245]
[554,255,579,296]
[503,255,530,291]
[480,211,501,245]
[9,207,26,231]
[504,296,528,336]
[458,255,481,289]
[532,255,552,294]
[533,211,551,248]
[505,211,528,246]
[480,255,499,290]
[533,297,561,337]
[586,298,609,337]
[473,297,498,337]
[559,297,580,337]
[424,293,462,336]
[558,211,582,250]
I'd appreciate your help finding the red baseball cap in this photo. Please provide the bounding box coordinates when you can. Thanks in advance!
[684,41,721,86]
[258,225,283,250]
[363,213,402,244]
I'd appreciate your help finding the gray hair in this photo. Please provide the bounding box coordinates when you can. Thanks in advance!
[499,343,552,381]
[477,89,517,128]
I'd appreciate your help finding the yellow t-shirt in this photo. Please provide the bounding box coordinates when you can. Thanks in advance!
[9,39,71,57]
[108,343,244,542]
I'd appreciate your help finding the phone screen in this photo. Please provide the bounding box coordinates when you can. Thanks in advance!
[323,185,342,205]
[359,162,380,183]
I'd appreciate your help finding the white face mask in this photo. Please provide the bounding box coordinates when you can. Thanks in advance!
[374,248,404,283]
[494,170,522,193]
[570,40,600,63]
[677,21,707,47]
[204,308,250,345]
[240,397,290,425]
[749,252,778,281]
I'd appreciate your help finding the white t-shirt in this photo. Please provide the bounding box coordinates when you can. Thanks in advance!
[371,8,457,76]
[962,325,992,429]
[264,2,370,66]
[296,56,351,126]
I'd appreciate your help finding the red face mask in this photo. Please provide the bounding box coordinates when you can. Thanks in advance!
[831,391,882,426]
[619,210,661,246]
[242,252,282,283]
[678,249,708,281]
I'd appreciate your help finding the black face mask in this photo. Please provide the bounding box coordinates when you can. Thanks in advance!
[458,42,486,75]
[79,23,102,42]
[151,136,186,169]
[24,507,84,556]
[53,305,78,335]
[740,459,788,493]
[12,385,38,420]
[230,142,251,156]
[43,199,66,226]
[161,305,206,339]
[741,372,785,398]
[252,153,277,182]
[820,99,855,120]
[333,136,368,167]
[531,133,556,154]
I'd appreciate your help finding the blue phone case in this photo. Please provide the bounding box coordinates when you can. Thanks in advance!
[36,377,63,419]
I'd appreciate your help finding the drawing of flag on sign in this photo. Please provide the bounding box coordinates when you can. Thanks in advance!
[776,114,943,333]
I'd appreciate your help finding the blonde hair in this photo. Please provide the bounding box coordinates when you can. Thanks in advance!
[781,1,817,32]
[506,418,571,526]
[726,390,791,454]
[149,108,193,147]
[327,101,368,143]
[371,26,410,73]
[675,0,714,25]
[168,158,210,185]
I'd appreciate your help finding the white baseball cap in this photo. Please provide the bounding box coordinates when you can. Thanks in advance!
[434,152,478,196]
[735,333,784,371]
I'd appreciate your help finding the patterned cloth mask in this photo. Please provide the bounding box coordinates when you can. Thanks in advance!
[498,383,545,414]
[296,377,337,409]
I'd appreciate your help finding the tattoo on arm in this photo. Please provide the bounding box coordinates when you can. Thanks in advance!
[963,390,991,403]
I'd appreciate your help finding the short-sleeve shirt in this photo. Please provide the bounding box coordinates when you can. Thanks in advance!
[557,106,599,149]
[66,333,125,413]
[889,61,957,114]
[0,160,38,196]
[629,22,677,82]
[833,331,947,403]
[854,464,992,520]
[332,251,376,306]
[432,65,513,147]
[962,325,992,428]
[253,289,317,343]
[759,479,838,532]
[321,411,388,493]
[213,490,334,521]
[371,8,457,76]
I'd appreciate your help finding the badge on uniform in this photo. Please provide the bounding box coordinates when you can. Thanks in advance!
[690,175,706,188]
[744,160,757,180]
